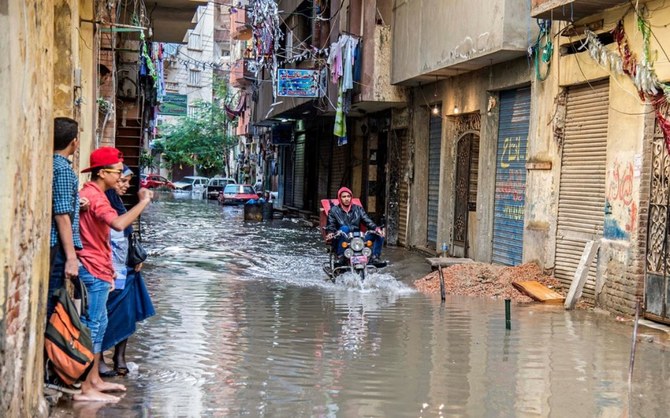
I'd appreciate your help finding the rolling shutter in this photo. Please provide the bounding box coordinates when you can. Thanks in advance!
[555,80,609,298]
[398,130,410,246]
[293,134,306,209]
[330,142,348,196]
[492,88,531,265]
[283,145,294,207]
[427,110,442,247]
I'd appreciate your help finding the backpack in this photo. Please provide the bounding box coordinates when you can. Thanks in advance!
[45,278,95,385]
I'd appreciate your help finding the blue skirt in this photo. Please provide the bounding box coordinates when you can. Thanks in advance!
[102,269,156,352]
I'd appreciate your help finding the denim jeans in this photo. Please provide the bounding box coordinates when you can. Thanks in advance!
[78,264,111,354]
[47,245,66,320]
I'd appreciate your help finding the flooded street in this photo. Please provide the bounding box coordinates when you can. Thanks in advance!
[54,196,669,417]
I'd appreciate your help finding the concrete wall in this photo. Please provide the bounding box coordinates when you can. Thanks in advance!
[392,0,532,83]
[0,1,54,416]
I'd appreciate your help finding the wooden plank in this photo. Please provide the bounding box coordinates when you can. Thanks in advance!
[513,281,565,303]
[564,240,601,310]
[426,257,474,269]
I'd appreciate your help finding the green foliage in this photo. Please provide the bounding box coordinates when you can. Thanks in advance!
[139,149,157,172]
[161,78,235,178]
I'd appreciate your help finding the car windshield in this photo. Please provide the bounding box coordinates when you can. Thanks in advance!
[176,177,195,183]
[224,184,238,193]
[242,186,255,194]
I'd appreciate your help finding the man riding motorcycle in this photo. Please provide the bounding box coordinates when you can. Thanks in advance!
[325,187,385,265]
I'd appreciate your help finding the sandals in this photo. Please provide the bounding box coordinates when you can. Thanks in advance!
[99,369,118,378]
[115,366,129,376]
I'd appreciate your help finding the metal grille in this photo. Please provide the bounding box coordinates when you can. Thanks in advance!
[427,110,442,247]
[329,142,348,197]
[398,130,410,246]
[283,146,294,207]
[293,135,305,209]
[644,123,670,323]
[453,133,479,247]
[555,80,609,297]
[492,88,531,265]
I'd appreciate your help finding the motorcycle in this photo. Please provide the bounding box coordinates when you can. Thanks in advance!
[323,230,386,282]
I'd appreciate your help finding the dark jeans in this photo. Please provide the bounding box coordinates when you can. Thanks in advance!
[47,245,65,321]
[331,230,384,258]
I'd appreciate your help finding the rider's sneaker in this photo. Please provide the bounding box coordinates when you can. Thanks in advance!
[334,256,346,267]
[370,256,387,267]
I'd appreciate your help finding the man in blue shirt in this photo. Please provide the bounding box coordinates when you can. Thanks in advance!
[48,117,85,319]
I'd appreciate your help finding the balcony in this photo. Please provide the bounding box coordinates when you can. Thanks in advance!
[149,0,207,43]
[230,58,254,88]
[531,0,628,20]
[230,9,252,41]
[392,0,536,84]
[356,25,407,107]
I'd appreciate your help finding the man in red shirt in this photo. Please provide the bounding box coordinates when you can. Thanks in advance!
[75,147,153,402]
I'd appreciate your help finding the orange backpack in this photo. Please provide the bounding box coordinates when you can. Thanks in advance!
[45,280,95,385]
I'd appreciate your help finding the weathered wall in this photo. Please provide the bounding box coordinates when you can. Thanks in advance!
[406,58,531,259]
[392,0,532,83]
[527,2,670,316]
[0,1,54,416]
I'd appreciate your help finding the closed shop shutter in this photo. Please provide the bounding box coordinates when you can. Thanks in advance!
[318,136,330,201]
[398,130,410,246]
[330,142,348,197]
[555,80,609,298]
[492,88,531,265]
[293,134,306,209]
[284,145,294,207]
[427,110,442,247]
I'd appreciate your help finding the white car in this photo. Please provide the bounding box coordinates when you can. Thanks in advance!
[172,176,210,198]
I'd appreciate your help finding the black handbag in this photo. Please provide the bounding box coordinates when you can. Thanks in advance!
[127,232,148,266]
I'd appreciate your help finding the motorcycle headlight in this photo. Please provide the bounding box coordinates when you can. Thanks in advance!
[362,247,372,257]
[351,237,365,252]
[344,248,354,258]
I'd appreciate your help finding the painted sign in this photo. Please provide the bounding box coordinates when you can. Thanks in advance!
[158,93,188,116]
[277,69,320,98]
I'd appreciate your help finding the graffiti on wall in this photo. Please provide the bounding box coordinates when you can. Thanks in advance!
[604,159,637,240]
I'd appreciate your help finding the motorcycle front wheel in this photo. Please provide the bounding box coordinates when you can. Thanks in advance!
[357,268,365,281]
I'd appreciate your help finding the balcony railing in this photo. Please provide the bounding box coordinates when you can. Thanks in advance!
[230,9,252,41]
[230,58,254,88]
[531,0,628,20]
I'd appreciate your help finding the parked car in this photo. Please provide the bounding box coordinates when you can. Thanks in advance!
[172,176,210,198]
[206,177,237,200]
[140,173,175,190]
[219,184,259,205]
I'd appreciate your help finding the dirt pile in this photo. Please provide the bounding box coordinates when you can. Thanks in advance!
[414,262,563,303]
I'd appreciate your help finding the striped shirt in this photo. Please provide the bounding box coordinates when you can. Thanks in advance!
[50,154,83,249]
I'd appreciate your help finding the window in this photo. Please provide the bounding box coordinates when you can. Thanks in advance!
[189,33,202,50]
[188,105,198,118]
[189,70,201,86]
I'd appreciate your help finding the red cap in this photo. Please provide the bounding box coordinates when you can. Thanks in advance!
[81,147,124,173]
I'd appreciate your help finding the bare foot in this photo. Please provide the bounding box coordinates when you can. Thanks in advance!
[93,381,127,392]
[73,388,120,402]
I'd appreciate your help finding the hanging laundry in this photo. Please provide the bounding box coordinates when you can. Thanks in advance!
[342,35,358,91]
[333,80,347,146]
[328,36,344,84]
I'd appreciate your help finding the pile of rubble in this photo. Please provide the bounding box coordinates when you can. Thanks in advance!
[414,262,562,303]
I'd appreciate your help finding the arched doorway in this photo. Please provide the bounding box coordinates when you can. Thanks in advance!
[453,131,480,258]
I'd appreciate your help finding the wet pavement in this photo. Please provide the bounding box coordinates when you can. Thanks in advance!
[52,195,670,417]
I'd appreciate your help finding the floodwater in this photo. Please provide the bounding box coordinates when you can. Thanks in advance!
[53,196,670,417]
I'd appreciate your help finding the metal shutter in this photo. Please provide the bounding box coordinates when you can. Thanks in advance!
[492,88,531,265]
[330,142,348,196]
[284,145,294,207]
[293,134,306,209]
[555,80,609,298]
[427,110,442,247]
[398,130,410,246]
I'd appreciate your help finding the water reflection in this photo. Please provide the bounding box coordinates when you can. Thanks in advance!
[51,196,670,417]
